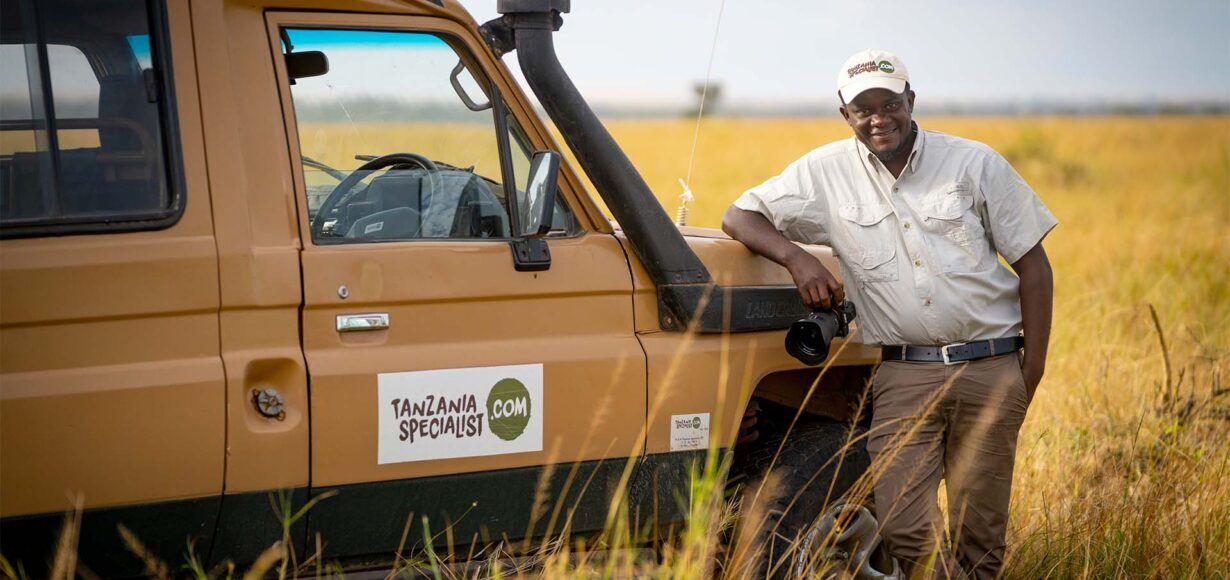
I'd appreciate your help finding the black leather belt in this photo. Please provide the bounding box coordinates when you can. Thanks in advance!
[881,336,1024,365]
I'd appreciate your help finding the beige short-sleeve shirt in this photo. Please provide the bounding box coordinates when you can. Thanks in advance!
[733,127,1058,346]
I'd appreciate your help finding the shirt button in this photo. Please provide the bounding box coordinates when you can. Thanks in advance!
[924,299,932,306]
[903,222,911,230]
[913,259,922,267]
[892,186,900,193]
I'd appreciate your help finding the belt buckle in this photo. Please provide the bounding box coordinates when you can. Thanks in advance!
[941,342,967,365]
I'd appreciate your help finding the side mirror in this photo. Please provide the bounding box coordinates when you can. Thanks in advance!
[285,51,329,82]
[521,150,560,238]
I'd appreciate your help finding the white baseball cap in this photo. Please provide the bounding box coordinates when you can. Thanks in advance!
[837,49,909,103]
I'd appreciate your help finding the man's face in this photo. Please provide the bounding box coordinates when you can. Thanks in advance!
[840,88,915,160]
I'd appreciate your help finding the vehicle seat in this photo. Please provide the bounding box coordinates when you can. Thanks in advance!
[362,168,509,239]
[365,171,422,214]
[2,142,162,219]
[419,171,509,238]
[346,207,421,240]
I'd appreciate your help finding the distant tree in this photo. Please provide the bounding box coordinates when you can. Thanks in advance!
[685,81,723,119]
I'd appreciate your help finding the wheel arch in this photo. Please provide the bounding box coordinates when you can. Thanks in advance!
[748,364,875,425]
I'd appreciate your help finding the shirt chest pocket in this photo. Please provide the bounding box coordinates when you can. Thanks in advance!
[837,203,899,282]
[919,181,990,273]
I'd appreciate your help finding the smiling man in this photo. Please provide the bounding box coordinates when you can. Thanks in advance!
[722,50,1057,579]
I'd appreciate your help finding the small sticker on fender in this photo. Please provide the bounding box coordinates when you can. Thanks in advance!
[670,413,710,451]
[378,364,543,464]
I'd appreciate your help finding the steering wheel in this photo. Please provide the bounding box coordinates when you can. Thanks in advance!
[310,152,439,239]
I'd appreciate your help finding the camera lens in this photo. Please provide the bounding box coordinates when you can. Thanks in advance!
[783,301,856,366]
[785,314,836,366]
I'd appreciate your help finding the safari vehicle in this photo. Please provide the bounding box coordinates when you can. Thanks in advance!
[0,0,881,574]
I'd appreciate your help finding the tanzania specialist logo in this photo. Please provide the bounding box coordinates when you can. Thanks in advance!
[487,378,531,441]
[692,416,702,429]
[847,60,878,77]
[878,60,895,73]
[378,363,543,464]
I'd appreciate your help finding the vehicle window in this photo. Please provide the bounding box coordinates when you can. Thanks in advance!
[0,0,180,234]
[284,28,575,243]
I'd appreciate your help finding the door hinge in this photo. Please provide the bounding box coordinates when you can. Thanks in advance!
[510,238,551,271]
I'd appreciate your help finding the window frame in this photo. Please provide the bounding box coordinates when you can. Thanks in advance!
[0,0,187,239]
[492,89,524,238]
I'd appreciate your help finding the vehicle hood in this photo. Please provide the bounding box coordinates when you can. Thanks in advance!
[608,220,842,287]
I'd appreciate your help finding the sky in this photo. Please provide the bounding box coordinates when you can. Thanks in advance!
[458,0,1230,111]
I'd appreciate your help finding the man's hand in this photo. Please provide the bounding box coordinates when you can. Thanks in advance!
[722,206,844,310]
[786,252,845,310]
[1021,355,1044,403]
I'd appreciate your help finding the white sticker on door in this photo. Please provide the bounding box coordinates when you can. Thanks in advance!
[378,363,543,464]
[670,413,710,451]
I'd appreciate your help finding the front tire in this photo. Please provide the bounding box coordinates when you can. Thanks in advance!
[729,415,871,578]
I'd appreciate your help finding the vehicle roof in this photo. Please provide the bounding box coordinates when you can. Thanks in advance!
[1,1,486,44]
[257,0,480,25]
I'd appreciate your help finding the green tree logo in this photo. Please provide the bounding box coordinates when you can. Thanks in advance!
[487,378,531,441]
[878,60,895,73]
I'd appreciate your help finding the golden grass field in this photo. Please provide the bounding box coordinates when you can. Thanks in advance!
[16,116,1227,579]
[606,116,1230,577]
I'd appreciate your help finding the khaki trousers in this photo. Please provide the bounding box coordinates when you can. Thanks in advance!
[867,353,1028,580]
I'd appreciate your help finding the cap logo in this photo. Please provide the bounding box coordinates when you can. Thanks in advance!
[847,60,879,78]
[878,60,895,73]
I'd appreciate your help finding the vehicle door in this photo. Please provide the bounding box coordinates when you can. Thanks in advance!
[266,12,646,559]
[0,0,224,575]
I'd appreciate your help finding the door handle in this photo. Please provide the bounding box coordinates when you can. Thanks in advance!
[336,313,389,332]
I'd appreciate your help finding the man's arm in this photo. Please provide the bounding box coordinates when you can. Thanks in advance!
[1010,242,1053,403]
[722,206,844,309]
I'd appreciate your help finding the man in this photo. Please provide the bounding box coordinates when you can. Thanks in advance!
[722,49,1056,579]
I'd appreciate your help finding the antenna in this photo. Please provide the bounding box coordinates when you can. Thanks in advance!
[675,178,694,226]
[674,0,728,226]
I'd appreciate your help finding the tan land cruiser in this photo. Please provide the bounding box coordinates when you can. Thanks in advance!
[0,0,881,575]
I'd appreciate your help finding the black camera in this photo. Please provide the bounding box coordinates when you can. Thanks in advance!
[785,300,857,366]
